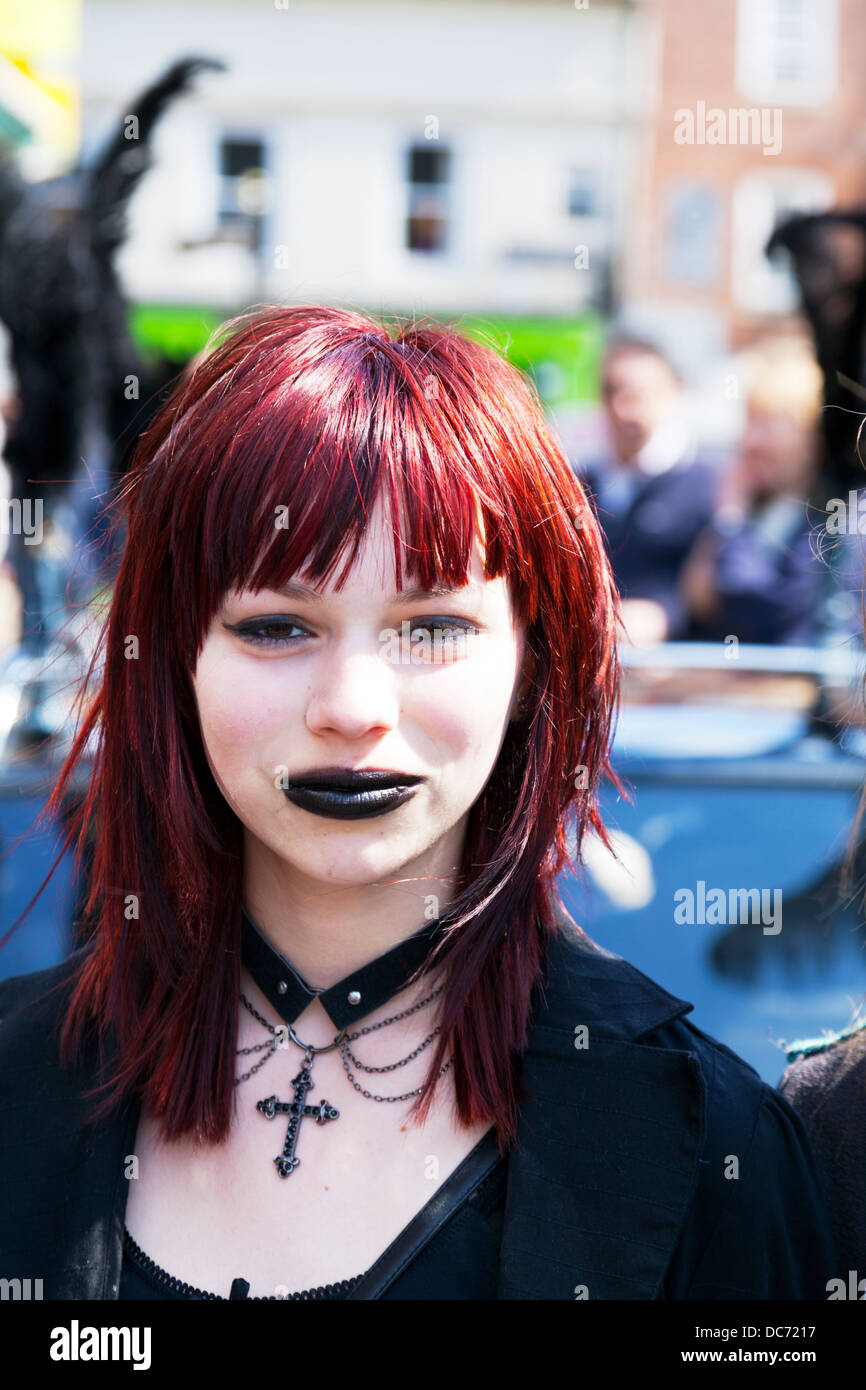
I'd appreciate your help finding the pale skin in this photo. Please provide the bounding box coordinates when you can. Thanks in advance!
[123,495,531,1295]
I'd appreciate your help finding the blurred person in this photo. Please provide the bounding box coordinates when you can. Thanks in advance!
[680,337,834,646]
[777,459,866,1276]
[577,336,718,645]
[779,1012,866,1286]
[0,304,834,1300]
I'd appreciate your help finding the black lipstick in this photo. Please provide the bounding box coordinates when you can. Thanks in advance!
[282,767,423,820]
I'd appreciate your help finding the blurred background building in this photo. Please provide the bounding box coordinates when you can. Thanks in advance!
[4,0,866,426]
[79,0,866,399]
[77,0,645,413]
[629,0,866,359]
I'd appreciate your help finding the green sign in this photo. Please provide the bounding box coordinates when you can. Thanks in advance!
[128,303,604,407]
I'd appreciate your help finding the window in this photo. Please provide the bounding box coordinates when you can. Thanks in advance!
[567,169,603,220]
[661,182,724,286]
[217,136,269,255]
[405,143,451,254]
[736,0,839,106]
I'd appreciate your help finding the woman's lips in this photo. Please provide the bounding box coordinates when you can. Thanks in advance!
[282,769,423,821]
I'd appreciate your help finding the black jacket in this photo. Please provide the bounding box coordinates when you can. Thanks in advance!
[0,905,837,1299]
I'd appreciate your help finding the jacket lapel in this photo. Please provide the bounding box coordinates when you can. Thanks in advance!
[498,908,704,1300]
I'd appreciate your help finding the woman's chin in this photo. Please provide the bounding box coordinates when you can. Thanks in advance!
[267,839,430,889]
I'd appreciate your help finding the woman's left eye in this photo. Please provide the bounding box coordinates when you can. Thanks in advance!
[409,620,479,640]
[398,619,481,659]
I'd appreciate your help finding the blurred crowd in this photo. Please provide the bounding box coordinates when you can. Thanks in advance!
[575,334,863,648]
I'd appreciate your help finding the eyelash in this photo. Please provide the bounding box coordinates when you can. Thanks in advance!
[227,617,480,649]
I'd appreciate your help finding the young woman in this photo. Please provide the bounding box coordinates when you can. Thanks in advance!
[0,304,837,1300]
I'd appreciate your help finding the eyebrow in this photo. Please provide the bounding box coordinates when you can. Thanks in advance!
[273,580,471,604]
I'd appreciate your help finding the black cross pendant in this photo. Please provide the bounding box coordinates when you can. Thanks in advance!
[256,1059,339,1178]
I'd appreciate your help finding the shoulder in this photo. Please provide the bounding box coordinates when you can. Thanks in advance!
[547,909,822,1174]
[779,1020,866,1277]
[0,948,91,1074]
[779,1018,866,1126]
[655,455,718,503]
[573,459,604,498]
[655,452,716,481]
[647,1011,822,1193]
[0,948,86,1022]
[642,1009,778,1158]
[783,1016,866,1065]
[545,908,765,1118]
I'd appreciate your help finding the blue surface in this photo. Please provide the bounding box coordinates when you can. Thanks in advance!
[0,793,74,982]
[560,775,866,1085]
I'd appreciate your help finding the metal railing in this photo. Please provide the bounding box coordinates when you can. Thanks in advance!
[618,640,866,684]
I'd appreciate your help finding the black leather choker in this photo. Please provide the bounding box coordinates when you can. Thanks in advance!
[240,906,450,1030]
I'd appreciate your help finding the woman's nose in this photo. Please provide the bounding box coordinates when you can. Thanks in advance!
[303,647,402,739]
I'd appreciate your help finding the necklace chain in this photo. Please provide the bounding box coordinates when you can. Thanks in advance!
[236,979,452,1102]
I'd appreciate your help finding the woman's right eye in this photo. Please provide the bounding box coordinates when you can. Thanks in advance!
[224,618,309,648]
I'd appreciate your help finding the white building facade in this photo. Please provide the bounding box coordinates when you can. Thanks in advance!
[78,0,653,321]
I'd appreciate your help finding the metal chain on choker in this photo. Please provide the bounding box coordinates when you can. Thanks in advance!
[236,979,452,1101]
[236,977,452,1178]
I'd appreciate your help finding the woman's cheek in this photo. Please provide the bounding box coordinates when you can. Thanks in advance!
[196,654,291,762]
[413,660,517,754]
[199,696,259,766]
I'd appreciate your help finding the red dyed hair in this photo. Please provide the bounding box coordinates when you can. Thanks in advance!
[40,303,623,1152]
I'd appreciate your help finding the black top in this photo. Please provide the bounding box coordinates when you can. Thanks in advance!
[120,1138,507,1301]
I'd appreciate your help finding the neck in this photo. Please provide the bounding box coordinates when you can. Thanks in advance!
[241,823,464,989]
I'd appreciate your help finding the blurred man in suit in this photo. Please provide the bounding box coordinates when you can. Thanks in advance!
[577,337,718,644]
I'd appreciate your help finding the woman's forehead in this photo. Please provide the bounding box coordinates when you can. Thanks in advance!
[235,488,497,602]
[233,545,501,606]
